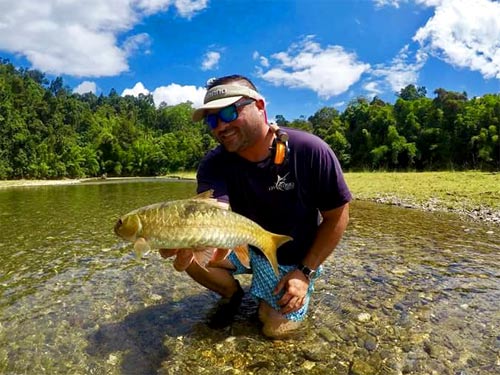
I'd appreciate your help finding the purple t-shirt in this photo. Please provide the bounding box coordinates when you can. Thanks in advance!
[197,127,352,265]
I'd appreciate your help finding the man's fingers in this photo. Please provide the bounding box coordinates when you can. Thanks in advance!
[281,296,305,314]
[159,248,195,272]
[173,249,194,271]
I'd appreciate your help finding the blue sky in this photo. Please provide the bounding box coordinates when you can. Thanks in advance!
[1,0,499,121]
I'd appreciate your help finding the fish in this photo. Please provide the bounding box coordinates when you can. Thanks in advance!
[114,190,293,276]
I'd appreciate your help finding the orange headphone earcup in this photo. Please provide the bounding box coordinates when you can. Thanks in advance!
[274,141,286,165]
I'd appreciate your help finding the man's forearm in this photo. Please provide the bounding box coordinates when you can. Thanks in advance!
[301,203,350,270]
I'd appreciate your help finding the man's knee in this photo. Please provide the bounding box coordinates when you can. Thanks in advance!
[185,262,239,298]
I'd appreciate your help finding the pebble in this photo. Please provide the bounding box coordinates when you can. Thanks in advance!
[302,347,326,362]
[391,267,408,275]
[301,360,316,370]
[318,327,337,342]
[106,354,118,366]
[357,313,371,322]
[393,303,405,311]
[363,335,378,351]
[149,293,162,301]
[349,359,375,375]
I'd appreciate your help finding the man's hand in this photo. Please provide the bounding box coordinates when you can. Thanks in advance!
[158,249,194,271]
[274,269,310,314]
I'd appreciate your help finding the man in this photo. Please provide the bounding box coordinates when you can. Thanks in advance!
[160,75,351,339]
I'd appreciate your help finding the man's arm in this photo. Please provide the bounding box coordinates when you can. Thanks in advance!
[275,202,350,314]
[301,202,350,271]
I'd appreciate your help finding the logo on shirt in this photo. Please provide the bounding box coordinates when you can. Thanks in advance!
[268,173,295,192]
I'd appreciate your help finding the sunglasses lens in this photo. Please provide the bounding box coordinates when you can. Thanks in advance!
[219,105,238,123]
[205,114,218,129]
[204,102,244,129]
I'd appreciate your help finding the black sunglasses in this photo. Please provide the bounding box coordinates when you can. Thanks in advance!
[204,98,255,129]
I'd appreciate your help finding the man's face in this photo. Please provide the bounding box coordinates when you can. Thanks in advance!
[208,98,264,153]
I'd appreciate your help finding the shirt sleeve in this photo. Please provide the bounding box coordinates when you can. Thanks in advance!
[295,134,352,211]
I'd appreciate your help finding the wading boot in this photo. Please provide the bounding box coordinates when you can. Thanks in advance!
[208,281,244,329]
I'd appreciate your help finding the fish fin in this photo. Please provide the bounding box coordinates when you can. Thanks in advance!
[207,248,238,269]
[192,247,217,270]
[193,190,214,199]
[133,237,151,259]
[192,190,229,209]
[211,248,232,263]
[232,245,250,269]
[261,234,293,276]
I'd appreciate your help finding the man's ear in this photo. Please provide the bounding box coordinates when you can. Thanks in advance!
[255,98,266,110]
[255,99,267,122]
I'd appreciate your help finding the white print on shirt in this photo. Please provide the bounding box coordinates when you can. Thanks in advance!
[268,172,295,192]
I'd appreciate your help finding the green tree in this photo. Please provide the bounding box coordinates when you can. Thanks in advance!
[397,84,427,101]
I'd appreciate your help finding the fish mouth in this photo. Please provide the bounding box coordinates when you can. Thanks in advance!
[114,218,123,236]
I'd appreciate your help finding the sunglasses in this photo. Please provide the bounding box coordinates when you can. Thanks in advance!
[204,98,255,129]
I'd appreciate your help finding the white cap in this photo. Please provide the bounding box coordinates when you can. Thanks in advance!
[192,84,263,122]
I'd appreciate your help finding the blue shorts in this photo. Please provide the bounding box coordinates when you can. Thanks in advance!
[228,247,321,322]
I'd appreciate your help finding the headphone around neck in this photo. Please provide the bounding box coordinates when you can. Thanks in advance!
[269,124,289,166]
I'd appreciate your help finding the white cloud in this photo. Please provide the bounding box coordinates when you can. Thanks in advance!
[257,36,370,99]
[370,45,427,93]
[253,52,270,68]
[201,51,221,71]
[414,0,500,79]
[0,0,206,77]
[363,81,383,97]
[174,0,208,18]
[416,0,445,6]
[122,82,150,97]
[134,0,208,17]
[373,0,443,8]
[373,0,403,8]
[121,82,205,107]
[123,33,152,57]
[152,83,205,106]
[73,81,97,94]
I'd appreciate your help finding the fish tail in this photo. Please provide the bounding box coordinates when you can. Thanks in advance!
[261,233,293,276]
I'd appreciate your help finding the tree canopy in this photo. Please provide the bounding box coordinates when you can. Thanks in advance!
[0,59,498,179]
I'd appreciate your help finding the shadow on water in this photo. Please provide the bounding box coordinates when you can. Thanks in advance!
[87,290,261,375]
[87,295,202,375]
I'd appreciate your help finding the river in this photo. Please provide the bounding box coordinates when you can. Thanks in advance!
[0,180,498,374]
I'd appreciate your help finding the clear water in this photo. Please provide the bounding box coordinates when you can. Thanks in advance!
[0,180,498,374]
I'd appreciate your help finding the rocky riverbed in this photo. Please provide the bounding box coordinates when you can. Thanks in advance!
[0,179,497,374]
[361,193,500,224]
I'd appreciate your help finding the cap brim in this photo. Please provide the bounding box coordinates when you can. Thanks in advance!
[192,96,243,122]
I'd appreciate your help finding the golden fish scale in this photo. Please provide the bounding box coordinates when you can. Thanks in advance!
[135,200,274,251]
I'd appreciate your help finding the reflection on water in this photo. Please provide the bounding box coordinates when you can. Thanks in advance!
[0,181,498,374]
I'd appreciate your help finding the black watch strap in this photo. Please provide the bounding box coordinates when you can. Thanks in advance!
[298,263,316,280]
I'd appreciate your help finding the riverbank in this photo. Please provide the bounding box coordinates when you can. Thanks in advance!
[0,175,195,188]
[345,171,499,224]
[1,172,498,223]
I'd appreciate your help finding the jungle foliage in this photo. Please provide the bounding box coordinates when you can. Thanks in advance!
[0,59,498,179]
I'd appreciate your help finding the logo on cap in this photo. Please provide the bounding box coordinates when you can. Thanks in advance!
[205,88,227,101]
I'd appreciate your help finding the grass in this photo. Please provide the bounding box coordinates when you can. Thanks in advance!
[344,171,499,212]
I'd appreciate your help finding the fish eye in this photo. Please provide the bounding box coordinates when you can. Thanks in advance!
[117,219,123,226]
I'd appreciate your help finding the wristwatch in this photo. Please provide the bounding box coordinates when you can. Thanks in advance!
[298,263,316,280]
